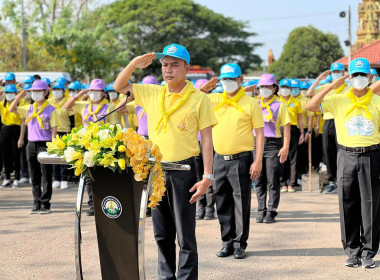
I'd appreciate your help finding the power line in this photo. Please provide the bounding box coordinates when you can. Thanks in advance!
[252,11,340,22]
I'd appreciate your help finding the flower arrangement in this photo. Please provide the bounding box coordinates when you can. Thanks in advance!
[46,122,165,208]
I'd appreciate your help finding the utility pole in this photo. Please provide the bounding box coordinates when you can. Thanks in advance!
[21,0,27,70]
[348,5,352,64]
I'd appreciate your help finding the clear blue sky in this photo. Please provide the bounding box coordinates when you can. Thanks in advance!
[193,0,360,65]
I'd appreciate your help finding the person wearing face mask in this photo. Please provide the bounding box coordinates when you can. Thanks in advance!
[370,69,378,85]
[278,79,304,193]
[206,63,264,259]
[42,77,51,89]
[306,57,380,269]
[114,44,217,279]
[255,74,290,223]
[306,62,351,194]
[49,82,71,190]
[9,80,58,214]
[0,84,22,188]
[67,81,83,130]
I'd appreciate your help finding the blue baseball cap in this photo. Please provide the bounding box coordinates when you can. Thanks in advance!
[52,82,65,90]
[279,79,291,87]
[68,81,82,90]
[4,84,17,93]
[330,62,345,72]
[106,82,115,92]
[56,77,67,84]
[218,63,242,79]
[156,43,190,64]
[290,79,300,88]
[22,83,32,90]
[370,68,378,75]
[24,75,34,83]
[42,77,51,85]
[4,72,15,81]
[300,81,310,89]
[349,58,370,75]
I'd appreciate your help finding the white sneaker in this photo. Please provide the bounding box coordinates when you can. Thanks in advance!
[60,181,69,189]
[52,181,61,189]
[12,180,19,188]
[0,179,11,188]
[19,177,29,184]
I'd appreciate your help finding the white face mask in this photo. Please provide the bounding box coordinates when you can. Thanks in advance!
[221,80,239,93]
[69,90,77,97]
[245,91,253,97]
[25,91,31,99]
[331,72,343,80]
[351,75,369,90]
[280,88,291,97]
[89,91,102,102]
[108,91,118,100]
[300,89,308,97]
[5,93,16,101]
[53,90,63,99]
[259,87,273,98]
[372,76,378,84]
[31,91,45,102]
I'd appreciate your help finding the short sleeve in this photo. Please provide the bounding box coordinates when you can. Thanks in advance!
[321,95,336,115]
[50,110,58,128]
[132,84,161,108]
[296,100,302,114]
[198,94,218,131]
[17,105,30,119]
[106,104,119,125]
[251,99,265,129]
[73,102,87,115]
[278,103,291,127]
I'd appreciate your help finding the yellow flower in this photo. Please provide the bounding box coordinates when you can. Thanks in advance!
[118,145,127,152]
[99,153,117,167]
[102,137,117,150]
[89,141,101,154]
[75,159,83,168]
[118,159,126,170]
[125,148,133,157]
[75,166,83,176]
[73,152,83,160]
[115,131,123,141]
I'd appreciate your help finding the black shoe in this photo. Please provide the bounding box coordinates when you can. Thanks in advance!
[204,214,215,220]
[216,247,233,258]
[86,208,94,216]
[234,248,246,259]
[146,207,152,217]
[39,206,51,214]
[361,257,375,268]
[30,205,40,214]
[263,211,278,223]
[196,214,204,220]
[256,210,266,223]
[345,256,361,267]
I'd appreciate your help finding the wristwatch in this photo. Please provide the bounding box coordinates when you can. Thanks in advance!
[203,174,214,182]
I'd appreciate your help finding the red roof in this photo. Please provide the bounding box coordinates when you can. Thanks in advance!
[335,40,380,68]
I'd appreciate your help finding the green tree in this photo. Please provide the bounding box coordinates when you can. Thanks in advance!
[269,25,344,80]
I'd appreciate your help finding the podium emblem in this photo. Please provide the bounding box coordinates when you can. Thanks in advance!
[102,196,123,219]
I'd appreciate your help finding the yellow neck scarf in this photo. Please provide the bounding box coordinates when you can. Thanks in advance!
[214,87,245,113]
[335,83,346,94]
[260,95,277,122]
[49,97,67,109]
[345,88,374,120]
[280,96,295,108]
[25,101,50,129]
[139,109,146,120]
[84,99,108,122]
[155,81,195,132]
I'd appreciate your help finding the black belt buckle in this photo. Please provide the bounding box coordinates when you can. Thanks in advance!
[353,147,365,154]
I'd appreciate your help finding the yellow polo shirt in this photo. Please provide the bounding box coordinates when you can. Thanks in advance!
[0,101,21,126]
[280,96,302,126]
[297,95,314,128]
[321,89,380,147]
[318,83,352,120]
[48,97,71,133]
[120,93,138,129]
[208,89,264,155]
[132,82,217,162]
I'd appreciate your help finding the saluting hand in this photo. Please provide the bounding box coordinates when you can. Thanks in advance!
[75,89,88,100]
[244,84,257,93]
[17,90,27,99]
[201,77,218,93]
[316,70,330,82]
[330,74,349,90]
[189,178,212,204]
[131,52,156,69]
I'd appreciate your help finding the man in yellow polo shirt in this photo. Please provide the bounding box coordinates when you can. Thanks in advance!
[306,58,380,269]
[114,43,217,279]
[208,63,264,259]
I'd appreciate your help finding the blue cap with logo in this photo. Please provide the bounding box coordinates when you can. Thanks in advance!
[24,75,34,83]
[156,43,190,64]
[370,68,378,75]
[4,84,17,93]
[349,58,370,75]
[290,79,300,88]
[279,79,291,87]
[218,63,242,79]
[56,77,67,84]
[106,82,115,92]
[52,82,66,90]
[42,77,51,85]
[22,83,32,90]
[4,72,15,81]
[300,81,310,89]
[68,81,82,90]
[330,62,345,71]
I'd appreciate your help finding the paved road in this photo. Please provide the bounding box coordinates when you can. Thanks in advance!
[0,183,379,279]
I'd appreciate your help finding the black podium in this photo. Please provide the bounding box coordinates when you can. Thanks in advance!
[37,152,190,280]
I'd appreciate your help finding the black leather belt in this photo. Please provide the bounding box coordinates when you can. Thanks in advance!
[338,144,379,154]
[171,157,195,166]
[216,151,252,161]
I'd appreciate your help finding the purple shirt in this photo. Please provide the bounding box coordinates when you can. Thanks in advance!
[27,104,56,142]
[256,100,281,138]
[82,103,109,127]
[136,105,148,137]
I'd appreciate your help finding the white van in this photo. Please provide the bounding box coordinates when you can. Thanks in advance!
[0,72,72,83]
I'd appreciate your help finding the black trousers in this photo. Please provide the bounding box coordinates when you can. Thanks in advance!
[254,138,282,213]
[0,121,3,174]
[194,143,215,217]
[323,119,338,182]
[53,132,68,181]
[152,159,198,280]
[213,153,252,250]
[0,125,21,180]
[337,149,380,258]
[297,128,308,177]
[312,133,323,170]
[27,141,52,208]
[20,129,29,179]
[281,125,300,187]
[84,176,93,207]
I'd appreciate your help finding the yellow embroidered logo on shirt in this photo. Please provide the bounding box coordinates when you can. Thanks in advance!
[177,118,188,132]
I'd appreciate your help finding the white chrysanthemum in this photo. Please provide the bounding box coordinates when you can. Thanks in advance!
[97,129,110,141]
[77,128,87,137]
[64,147,76,162]
[83,151,96,167]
